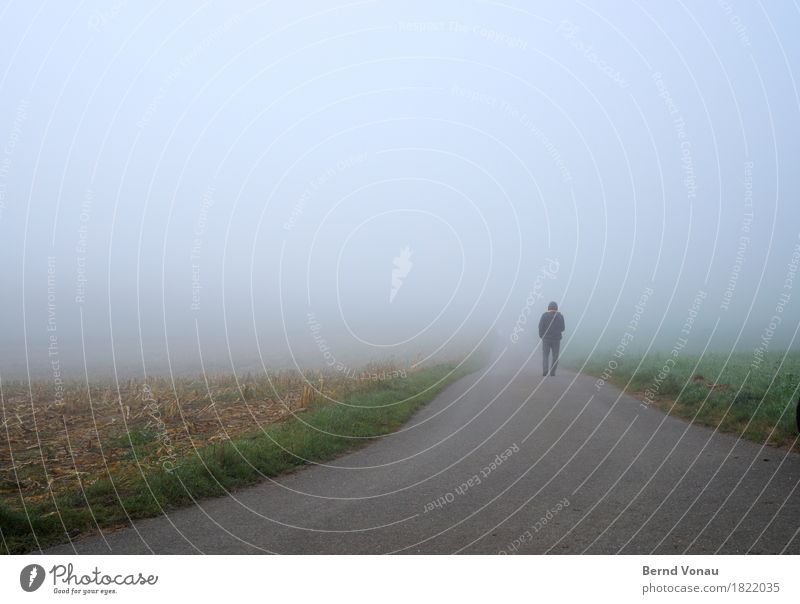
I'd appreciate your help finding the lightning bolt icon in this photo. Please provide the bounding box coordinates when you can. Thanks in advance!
[29,567,38,587]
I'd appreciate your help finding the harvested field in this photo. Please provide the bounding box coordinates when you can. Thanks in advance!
[0,362,412,507]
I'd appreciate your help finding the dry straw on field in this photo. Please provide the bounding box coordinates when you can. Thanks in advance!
[0,361,414,505]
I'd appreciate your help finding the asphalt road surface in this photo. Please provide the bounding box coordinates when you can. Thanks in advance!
[46,353,800,554]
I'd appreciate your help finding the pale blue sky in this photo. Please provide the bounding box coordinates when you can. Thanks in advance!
[1,1,799,376]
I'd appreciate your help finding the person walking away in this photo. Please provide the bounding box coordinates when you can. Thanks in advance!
[539,301,565,376]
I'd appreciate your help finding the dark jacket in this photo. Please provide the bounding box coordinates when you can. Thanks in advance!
[539,311,565,341]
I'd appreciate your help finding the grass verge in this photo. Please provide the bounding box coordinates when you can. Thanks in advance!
[0,361,477,554]
[566,351,800,452]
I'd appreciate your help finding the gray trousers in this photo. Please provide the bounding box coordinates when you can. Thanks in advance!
[542,339,560,375]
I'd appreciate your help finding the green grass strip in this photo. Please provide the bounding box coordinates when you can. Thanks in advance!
[1,361,478,554]
[567,351,800,451]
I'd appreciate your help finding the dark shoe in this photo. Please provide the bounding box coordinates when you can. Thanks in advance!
[542,372,548,377]
[549,372,556,376]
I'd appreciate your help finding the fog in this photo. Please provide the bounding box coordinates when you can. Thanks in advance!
[1,1,799,380]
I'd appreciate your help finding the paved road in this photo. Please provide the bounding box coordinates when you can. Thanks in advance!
[46,353,800,554]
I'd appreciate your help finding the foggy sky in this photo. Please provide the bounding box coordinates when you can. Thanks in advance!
[1,1,799,379]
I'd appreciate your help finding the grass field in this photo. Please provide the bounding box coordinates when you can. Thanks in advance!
[568,350,800,451]
[0,359,477,554]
